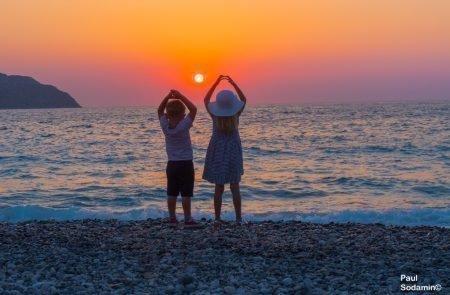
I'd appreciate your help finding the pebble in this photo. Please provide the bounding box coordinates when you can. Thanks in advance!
[178,274,194,285]
[301,278,313,295]
[0,219,447,294]
[282,277,293,286]
[224,286,236,294]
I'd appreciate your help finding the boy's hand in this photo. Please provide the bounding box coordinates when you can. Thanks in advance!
[170,89,182,99]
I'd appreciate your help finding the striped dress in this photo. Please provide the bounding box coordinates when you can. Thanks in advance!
[202,115,244,185]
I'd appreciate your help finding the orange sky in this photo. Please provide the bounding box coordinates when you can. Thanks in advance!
[1,0,450,106]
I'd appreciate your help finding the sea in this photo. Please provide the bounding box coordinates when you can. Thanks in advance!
[0,103,449,226]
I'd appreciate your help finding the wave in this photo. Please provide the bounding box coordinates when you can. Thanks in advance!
[412,185,450,197]
[435,145,450,152]
[40,133,56,138]
[322,176,397,188]
[0,205,165,222]
[70,124,93,129]
[0,205,448,227]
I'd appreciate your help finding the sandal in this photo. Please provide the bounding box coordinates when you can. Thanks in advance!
[213,219,226,227]
[235,218,249,226]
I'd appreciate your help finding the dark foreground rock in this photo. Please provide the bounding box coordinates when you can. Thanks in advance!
[0,73,80,109]
[0,220,448,294]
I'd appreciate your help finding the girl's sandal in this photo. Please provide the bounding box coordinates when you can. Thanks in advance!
[235,218,248,227]
[213,219,225,228]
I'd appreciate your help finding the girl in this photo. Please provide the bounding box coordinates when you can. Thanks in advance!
[203,75,247,225]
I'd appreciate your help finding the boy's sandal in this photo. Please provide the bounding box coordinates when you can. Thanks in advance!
[167,218,179,227]
[183,218,203,229]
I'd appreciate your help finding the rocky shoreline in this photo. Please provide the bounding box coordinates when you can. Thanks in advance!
[0,219,448,294]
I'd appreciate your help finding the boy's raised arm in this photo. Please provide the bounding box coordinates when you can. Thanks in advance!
[158,92,172,118]
[171,90,197,121]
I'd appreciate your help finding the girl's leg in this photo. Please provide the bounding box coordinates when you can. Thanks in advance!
[214,184,225,221]
[230,183,242,222]
[167,196,177,219]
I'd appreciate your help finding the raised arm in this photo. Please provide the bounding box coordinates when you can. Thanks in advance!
[204,75,225,115]
[171,89,197,121]
[227,76,247,114]
[157,92,172,118]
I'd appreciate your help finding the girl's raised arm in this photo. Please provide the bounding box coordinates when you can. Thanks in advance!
[227,77,247,114]
[204,75,225,115]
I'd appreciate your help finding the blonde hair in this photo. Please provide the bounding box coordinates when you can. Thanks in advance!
[217,116,238,133]
[166,100,185,117]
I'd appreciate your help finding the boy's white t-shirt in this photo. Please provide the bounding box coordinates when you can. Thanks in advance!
[159,115,193,161]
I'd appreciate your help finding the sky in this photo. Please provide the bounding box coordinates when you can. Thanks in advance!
[1,0,450,106]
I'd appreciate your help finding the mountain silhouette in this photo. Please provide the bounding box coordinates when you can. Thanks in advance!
[0,73,81,109]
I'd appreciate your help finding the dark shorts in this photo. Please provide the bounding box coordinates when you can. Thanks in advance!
[166,160,194,197]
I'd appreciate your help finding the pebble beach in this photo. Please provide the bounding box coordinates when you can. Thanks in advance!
[0,219,448,294]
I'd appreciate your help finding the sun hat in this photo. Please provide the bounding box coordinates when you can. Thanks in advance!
[208,90,244,117]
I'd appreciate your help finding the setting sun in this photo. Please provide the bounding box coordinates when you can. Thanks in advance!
[194,73,204,84]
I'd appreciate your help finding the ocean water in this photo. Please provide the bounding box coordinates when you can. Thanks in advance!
[0,103,449,226]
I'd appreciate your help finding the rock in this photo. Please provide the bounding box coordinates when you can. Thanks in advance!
[165,285,174,294]
[224,286,236,294]
[175,284,184,293]
[283,277,293,286]
[300,278,313,295]
[184,283,195,292]
[210,279,220,288]
[178,274,194,285]
[0,73,81,109]
[143,272,153,279]
[32,282,54,295]
[6,261,16,270]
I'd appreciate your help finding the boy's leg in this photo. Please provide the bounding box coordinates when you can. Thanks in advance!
[167,196,177,220]
[180,160,195,221]
[166,161,179,220]
[214,184,225,221]
[230,183,242,222]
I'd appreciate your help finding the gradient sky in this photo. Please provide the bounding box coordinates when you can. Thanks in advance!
[1,0,450,106]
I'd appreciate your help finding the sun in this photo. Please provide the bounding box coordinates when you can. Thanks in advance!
[194,73,204,84]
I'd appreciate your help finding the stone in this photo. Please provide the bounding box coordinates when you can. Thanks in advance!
[283,277,293,286]
[178,274,194,286]
[224,286,236,294]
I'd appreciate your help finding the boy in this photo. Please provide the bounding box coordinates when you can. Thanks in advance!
[158,89,201,228]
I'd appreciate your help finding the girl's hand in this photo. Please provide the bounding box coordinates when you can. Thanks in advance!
[224,76,236,85]
[216,75,230,83]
